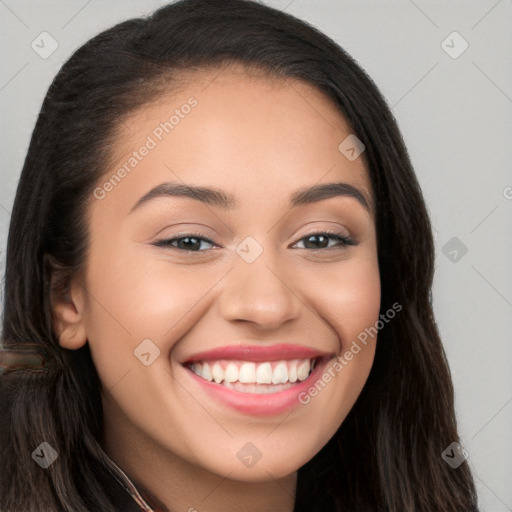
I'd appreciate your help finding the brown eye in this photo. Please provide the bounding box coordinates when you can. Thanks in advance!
[294,232,356,250]
[153,231,356,252]
[154,234,216,251]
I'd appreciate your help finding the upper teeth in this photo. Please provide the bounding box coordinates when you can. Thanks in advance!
[189,359,315,385]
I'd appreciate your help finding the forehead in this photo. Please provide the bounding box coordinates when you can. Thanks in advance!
[97,63,373,217]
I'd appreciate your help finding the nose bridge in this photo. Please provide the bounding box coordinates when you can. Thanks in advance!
[218,242,302,328]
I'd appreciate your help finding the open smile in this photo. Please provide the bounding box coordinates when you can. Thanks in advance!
[181,344,334,415]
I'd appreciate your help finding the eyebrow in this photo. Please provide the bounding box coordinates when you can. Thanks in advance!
[129,181,372,215]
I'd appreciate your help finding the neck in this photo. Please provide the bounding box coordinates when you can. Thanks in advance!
[102,415,296,512]
[132,467,296,512]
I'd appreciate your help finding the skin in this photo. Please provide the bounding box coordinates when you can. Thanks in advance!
[52,63,381,512]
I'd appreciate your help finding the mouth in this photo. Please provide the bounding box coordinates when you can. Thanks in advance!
[181,344,333,415]
[185,357,319,394]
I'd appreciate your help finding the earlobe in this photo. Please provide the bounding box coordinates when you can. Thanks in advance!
[50,270,88,350]
[53,301,88,350]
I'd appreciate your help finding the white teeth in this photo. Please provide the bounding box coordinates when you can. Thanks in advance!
[239,362,256,383]
[297,360,311,381]
[225,363,238,383]
[190,358,316,387]
[256,362,272,384]
[272,362,288,384]
[222,381,295,394]
[202,362,213,381]
[288,362,298,383]
[212,363,223,383]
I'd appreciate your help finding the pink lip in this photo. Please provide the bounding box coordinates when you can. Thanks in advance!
[184,343,332,363]
[181,344,334,416]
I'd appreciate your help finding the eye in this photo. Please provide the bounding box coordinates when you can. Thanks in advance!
[153,230,356,252]
[153,233,217,252]
[293,231,356,250]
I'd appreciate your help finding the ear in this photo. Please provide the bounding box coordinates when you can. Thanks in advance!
[47,255,88,350]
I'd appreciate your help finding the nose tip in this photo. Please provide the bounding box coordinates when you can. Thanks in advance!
[217,254,302,329]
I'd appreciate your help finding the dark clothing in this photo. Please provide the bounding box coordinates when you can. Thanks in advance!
[102,468,147,512]
[101,454,166,511]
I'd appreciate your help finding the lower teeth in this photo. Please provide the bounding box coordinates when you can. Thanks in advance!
[220,381,296,394]
[202,366,315,394]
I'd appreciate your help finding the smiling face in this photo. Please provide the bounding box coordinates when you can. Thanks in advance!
[54,63,380,486]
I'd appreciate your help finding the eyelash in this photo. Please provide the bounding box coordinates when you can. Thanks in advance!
[153,230,356,252]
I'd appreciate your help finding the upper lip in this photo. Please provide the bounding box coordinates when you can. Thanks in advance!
[183,343,334,363]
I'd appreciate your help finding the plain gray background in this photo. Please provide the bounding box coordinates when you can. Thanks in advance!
[1,1,511,510]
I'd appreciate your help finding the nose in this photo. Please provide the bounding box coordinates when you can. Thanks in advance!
[217,251,303,330]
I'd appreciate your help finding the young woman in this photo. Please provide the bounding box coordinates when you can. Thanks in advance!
[0,0,479,510]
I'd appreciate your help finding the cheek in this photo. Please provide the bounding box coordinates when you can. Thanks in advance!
[300,253,381,351]
[261,253,381,461]
[80,242,215,388]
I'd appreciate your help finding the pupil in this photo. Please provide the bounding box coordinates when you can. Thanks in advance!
[306,235,327,249]
[180,237,200,250]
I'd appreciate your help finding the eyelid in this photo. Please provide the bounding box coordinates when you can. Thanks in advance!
[293,226,352,241]
[153,231,218,249]
[291,229,356,249]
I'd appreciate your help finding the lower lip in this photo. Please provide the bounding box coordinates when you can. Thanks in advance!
[182,358,329,416]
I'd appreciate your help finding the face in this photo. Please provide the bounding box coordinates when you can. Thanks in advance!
[56,64,380,483]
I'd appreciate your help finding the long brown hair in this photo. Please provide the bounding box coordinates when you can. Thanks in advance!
[0,0,479,510]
